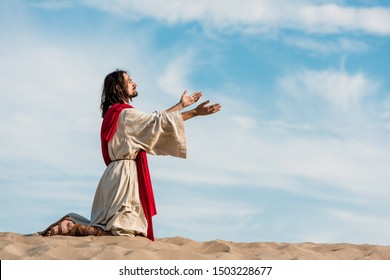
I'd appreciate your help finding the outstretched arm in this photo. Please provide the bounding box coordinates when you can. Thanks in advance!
[181,100,221,121]
[166,90,202,112]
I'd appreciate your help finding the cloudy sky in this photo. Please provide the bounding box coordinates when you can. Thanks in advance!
[1,0,389,245]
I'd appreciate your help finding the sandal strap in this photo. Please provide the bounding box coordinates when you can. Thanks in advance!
[94,227,105,236]
[69,224,84,236]
[57,221,62,235]
[85,225,105,236]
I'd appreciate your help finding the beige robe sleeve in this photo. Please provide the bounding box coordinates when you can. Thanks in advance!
[110,108,187,160]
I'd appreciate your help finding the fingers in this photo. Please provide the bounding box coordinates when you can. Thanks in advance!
[190,91,202,103]
[181,90,202,106]
[197,101,221,115]
[192,91,202,97]
[183,90,202,98]
[206,103,221,114]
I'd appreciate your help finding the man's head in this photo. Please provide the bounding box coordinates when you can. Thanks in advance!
[100,69,138,117]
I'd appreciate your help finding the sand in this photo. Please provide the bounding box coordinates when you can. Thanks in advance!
[1,232,389,260]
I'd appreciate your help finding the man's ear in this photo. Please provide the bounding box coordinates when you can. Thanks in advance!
[115,84,121,93]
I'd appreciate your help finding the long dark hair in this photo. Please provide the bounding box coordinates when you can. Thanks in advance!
[100,69,130,118]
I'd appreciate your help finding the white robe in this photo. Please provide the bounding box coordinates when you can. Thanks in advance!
[66,109,187,236]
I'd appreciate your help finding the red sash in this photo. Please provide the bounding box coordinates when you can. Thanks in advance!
[101,103,157,241]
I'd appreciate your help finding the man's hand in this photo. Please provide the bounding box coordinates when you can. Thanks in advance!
[194,100,221,116]
[180,90,202,108]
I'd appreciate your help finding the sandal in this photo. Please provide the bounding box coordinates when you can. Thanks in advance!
[40,216,74,236]
[40,216,107,237]
[69,224,106,236]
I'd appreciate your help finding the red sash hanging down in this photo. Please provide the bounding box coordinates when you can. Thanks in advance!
[100,103,157,241]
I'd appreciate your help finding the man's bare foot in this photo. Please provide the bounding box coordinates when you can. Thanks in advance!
[41,216,109,236]
[49,219,75,235]
[42,217,75,236]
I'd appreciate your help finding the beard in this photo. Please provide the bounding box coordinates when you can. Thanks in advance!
[128,90,138,99]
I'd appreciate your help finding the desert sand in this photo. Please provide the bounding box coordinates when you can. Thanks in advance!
[1,232,389,260]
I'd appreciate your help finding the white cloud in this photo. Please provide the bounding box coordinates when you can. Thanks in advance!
[150,68,390,207]
[156,194,263,241]
[277,69,377,111]
[230,115,257,129]
[157,51,195,98]
[323,208,390,244]
[27,1,74,10]
[0,41,104,174]
[339,38,370,52]
[283,37,369,54]
[82,0,390,35]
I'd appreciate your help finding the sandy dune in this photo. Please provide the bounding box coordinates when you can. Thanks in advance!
[1,232,389,260]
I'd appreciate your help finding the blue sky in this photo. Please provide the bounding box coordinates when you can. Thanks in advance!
[1,0,390,245]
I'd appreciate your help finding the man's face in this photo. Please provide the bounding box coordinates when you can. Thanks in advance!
[123,73,138,98]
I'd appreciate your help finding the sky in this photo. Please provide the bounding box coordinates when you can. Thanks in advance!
[0,0,389,245]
